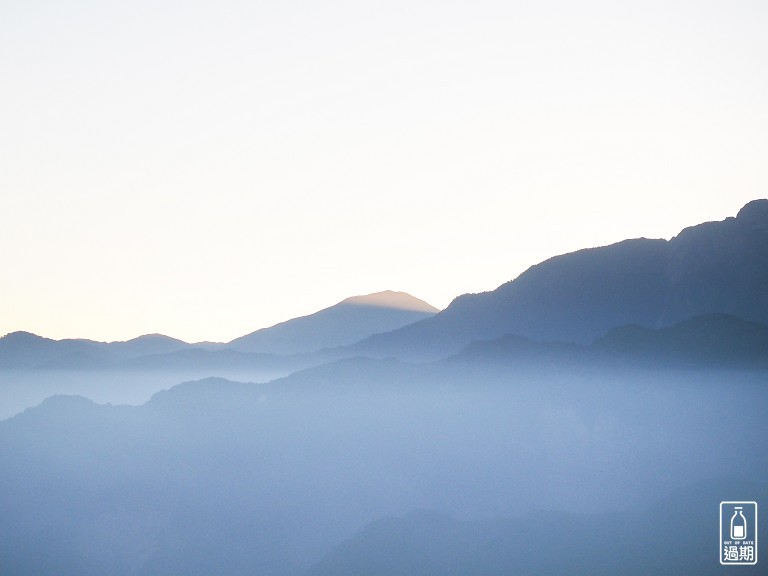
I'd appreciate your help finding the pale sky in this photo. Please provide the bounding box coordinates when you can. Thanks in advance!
[1,0,767,343]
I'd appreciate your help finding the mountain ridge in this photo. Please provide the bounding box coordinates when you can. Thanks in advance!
[0,290,439,369]
[227,291,439,355]
[452,313,768,369]
[343,199,768,360]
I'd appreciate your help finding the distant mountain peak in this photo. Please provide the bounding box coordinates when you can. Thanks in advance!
[737,198,768,226]
[118,333,188,345]
[340,291,439,313]
[227,291,439,355]
[1,331,48,342]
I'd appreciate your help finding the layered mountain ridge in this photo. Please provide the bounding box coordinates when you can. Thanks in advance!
[347,199,768,359]
[0,291,439,370]
[1,201,768,575]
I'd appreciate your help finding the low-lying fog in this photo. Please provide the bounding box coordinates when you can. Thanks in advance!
[0,358,765,575]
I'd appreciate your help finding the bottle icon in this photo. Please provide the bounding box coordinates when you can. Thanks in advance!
[731,507,747,540]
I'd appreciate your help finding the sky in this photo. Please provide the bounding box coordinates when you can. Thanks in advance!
[1,0,767,343]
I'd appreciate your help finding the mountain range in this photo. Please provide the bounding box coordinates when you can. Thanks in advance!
[0,291,438,371]
[0,291,440,419]
[1,200,768,575]
[4,200,768,371]
[346,199,768,359]
[0,331,190,370]
[3,200,768,419]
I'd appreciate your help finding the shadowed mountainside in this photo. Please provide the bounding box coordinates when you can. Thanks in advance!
[346,199,768,360]
[453,313,768,369]
[594,313,768,367]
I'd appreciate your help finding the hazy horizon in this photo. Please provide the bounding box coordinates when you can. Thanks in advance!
[2,0,767,342]
[1,199,763,343]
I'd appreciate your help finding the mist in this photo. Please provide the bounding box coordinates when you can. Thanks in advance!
[2,203,767,574]
[0,356,764,575]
